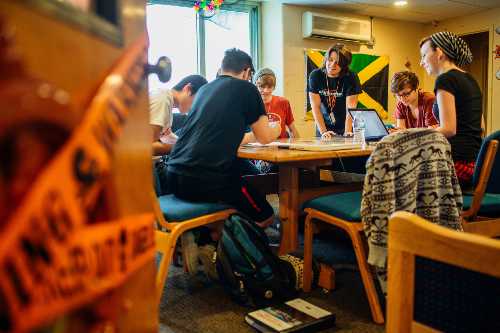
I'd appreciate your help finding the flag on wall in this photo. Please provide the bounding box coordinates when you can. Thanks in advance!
[305,49,389,119]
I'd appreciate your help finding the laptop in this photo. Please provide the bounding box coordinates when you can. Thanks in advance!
[348,108,389,142]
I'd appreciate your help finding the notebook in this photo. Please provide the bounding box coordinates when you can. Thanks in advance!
[348,108,389,142]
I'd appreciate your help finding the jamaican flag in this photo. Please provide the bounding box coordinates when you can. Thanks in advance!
[305,49,389,119]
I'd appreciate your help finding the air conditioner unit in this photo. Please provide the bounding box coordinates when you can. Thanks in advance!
[302,11,372,43]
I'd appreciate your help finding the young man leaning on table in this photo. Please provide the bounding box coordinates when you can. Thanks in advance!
[166,48,280,230]
[150,75,208,197]
[149,74,208,156]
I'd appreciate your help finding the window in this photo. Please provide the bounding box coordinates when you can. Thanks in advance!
[27,0,121,44]
[147,1,260,92]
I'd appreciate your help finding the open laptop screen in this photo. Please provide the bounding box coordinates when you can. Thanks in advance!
[348,108,388,141]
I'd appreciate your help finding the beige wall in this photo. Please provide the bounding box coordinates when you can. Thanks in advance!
[261,5,426,137]
[261,0,284,96]
[422,8,500,134]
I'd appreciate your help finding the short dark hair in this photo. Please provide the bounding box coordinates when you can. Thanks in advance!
[322,44,352,77]
[419,36,437,50]
[172,74,207,94]
[391,71,419,94]
[221,48,255,75]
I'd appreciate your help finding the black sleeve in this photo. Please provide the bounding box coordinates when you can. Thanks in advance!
[308,69,322,93]
[243,82,266,126]
[435,72,458,96]
[347,72,362,96]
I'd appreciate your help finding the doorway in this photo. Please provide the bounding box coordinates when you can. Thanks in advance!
[462,31,489,133]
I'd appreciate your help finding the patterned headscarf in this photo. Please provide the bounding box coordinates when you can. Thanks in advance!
[430,31,473,67]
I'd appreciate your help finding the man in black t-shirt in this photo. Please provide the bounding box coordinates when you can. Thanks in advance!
[167,48,280,227]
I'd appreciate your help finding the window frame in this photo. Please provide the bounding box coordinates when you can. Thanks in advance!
[22,0,123,45]
[147,0,261,75]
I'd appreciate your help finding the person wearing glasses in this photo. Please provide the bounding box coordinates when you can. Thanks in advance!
[166,48,280,228]
[419,31,482,187]
[308,44,362,138]
[391,71,437,131]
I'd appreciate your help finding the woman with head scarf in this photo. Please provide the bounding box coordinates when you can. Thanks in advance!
[419,31,482,187]
[308,44,362,139]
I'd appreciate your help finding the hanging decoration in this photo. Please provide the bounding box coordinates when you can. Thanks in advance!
[194,0,224,18]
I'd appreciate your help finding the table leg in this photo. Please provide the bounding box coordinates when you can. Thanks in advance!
[278,165,299,254]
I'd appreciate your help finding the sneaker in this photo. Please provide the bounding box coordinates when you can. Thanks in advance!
[198,244,218,281]
[181,231,199,276]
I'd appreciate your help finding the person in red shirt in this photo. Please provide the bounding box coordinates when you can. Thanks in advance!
[391,71,438,130]
[253,68,300,139]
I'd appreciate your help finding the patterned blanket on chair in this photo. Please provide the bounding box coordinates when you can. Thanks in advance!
[361,129,463,289]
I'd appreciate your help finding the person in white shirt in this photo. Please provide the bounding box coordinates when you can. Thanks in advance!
[150,74,207,156]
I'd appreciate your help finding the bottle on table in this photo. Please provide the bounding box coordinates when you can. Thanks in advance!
[353,114,366,146]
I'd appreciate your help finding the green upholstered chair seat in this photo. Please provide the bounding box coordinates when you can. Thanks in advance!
[303,191,362,222]
[158,194,233,221]
[462,193,500,218]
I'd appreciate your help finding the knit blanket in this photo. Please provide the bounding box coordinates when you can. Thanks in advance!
[361,129,463,289]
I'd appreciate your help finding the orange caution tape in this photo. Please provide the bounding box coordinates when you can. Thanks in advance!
[0,33,155,332]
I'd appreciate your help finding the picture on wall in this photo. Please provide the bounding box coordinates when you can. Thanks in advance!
[305,48,389,120]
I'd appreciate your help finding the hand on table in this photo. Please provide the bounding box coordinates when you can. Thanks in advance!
[321,130,337,140]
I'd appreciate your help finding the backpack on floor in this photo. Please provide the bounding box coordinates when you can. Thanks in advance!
[216,213,297,307]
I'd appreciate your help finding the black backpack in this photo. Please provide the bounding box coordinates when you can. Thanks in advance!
[216,213,297,307]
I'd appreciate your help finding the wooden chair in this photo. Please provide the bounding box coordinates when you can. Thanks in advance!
[462,130,500,237]
[387,211,500,333]
[152,169,236,305]
[302,129,463,325]
[302,191,384,324]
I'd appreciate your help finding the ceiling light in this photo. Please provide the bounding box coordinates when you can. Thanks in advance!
[394,0,408,6]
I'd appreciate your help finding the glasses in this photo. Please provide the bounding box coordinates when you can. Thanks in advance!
[248,69,254,82]
[396,89,415,98]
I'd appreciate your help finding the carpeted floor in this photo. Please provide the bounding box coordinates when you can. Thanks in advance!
[159,266,384,333]
[158,195,385,333]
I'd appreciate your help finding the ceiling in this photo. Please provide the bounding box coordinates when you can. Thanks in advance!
[279,0,500,23]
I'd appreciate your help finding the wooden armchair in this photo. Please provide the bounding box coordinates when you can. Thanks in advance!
[462,130,500,237]
[152,168,235,305]
[387,211,500,333]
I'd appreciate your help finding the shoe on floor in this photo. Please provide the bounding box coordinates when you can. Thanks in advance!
[198,244,218,281]
[181,231,199,276]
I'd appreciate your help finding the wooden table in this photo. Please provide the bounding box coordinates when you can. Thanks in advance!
[238,139,372,254]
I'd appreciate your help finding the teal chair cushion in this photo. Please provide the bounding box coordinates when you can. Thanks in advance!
[158,194,232,221]
[303,191,362,222]
[462,193,500,217]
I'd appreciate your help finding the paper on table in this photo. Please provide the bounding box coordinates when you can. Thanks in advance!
[243,141,284,147]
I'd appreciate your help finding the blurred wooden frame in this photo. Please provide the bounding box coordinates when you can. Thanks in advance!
[461,139,500,237]
[387,211,500,333]
[151,191,236,305]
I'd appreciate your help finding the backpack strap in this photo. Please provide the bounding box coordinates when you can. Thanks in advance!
[224,224,267,273]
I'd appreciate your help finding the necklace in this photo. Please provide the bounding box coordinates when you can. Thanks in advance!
[325,72,340,124]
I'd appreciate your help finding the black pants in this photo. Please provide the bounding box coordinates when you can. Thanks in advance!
[166,171,273,223]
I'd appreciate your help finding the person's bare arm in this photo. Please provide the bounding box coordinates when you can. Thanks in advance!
[396,119,407,130]
[251,115,281,144]
[240,132,256,145]
[344,94,358,134]
[309,92,329,136]
[151,124,174,156]
[434,89,456,138]
[288,122,300,138]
